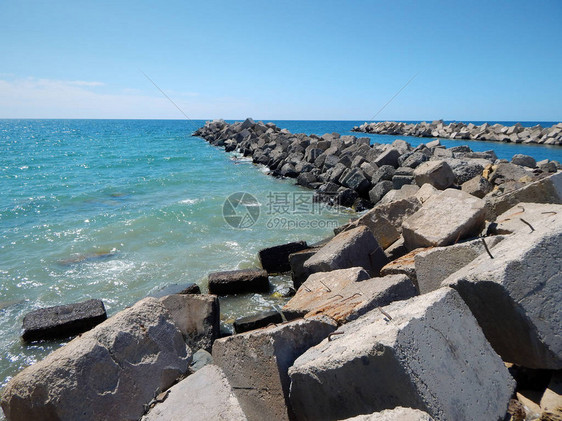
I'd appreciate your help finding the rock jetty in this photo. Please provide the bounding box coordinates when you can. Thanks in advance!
[1,119,561,420]
[352,120,562,145]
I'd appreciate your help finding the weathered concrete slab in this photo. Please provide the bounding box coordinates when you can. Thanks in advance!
[289,288,514,421]
[414,183,439,204]
[354,198,421,249]
[414,236,504,294]
[402,189,486,250]
[213,317,337,421]
[379,184,420,204]
[485,171,562,219]
[461,175,492,198]
[342,407,434,420]
[413,160,455,190]
[303,226,388,277]
[295,272,418,323]
[443,203,562,369]
[380,247,429,288]
[22,299,107,342]
[1,298,192,421]
[258,241,308,273]
[233,309,302,333]
[159,294,220,353]
[208,269,269,295]
[491,202,561,235]
[142,365,247,421]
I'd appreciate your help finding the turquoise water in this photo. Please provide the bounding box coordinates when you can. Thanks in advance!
[0,119,560,396]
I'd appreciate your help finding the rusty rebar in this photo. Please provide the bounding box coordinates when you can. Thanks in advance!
[481,238,494,259]
[519,218,535,232]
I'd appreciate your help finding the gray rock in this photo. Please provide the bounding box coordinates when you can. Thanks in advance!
[374,149,401,168]
[443,203,562,369]
[213,317,337,421]
[401,151,429,168]
[142,365,247,421]
[303,226,388,277]
[380,247,429,287]
[288,288,514,421]
[413,160,455,190]
[1,298,192,421]
[22,299,107,342]
[371,165,396,184]
[369,181,394,204]
[189,349,213,373]
[461,175,492,198]
[233,309,301,334]
[379,184,420,204]
[258,241,308,273]
[537,159,558,173]
[208,269,270,295]
[159,294,220,353]
[402,189,487,250]
[414,236,504,294]
[354,198,421,249]
[341,168,371,195]
[488,162,531,185]
[149,283,201,297]
[511,154,536,168]
[392,174,415,189]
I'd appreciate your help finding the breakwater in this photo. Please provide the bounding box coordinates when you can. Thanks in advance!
[352,120,562,146]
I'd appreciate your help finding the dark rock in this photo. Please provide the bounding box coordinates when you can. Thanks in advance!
[233,309,303,334]
[374,148,401,168]
[392,175,415,189]
[400,151,429,168]
[353,198,372,212]
[341,168,371,195]
[149,282,201,298]
[208,269,270,295]
[258,241,308,273]
[369,181,394,205]
[296,172,318,188]
[511,154,537,168]
[371,165,396,184]
[22,299,107,342]
[336,188,358,208]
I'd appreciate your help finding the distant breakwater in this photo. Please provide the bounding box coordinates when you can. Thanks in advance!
[352,120,562,146]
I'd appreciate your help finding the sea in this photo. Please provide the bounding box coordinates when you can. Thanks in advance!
[1,119,561,397]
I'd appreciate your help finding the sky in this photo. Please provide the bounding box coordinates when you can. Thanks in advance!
[0,0,561,121]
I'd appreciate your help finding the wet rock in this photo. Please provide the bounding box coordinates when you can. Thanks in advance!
[22,299,107,342]
[402,189,487,250]
[208,269,270,295]
[159,294,220,353]
[413,160,455,190]
[289,248,321,290]
[142,365,247,421]
[233,309,302,334]
[443,203,562,369]
[212,317,337,421]
[1,298,191,421]
[289,288,514,421]
[258,241,308,274]
[414,236,504,294]
[149,282,201,298]
[303,226,388,277]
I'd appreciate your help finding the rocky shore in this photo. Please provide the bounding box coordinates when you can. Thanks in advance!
[1,119,561,421]
[352,120,562,146]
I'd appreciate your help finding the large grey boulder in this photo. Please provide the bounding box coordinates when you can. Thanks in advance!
[511,154,536,168]
[413,160,455,190]
[414,236,504,294]
[303,226,388,277]
[369,181,394,204]
[159,294,220,353]
[284,268,416,323]
[142,365,247,421]
[354,198,421,249]
[342,407,434,420]
[22,299,107,342]
[379,184,420,204]
[374,149,400,168]
[402,189,486,250]
[212,317,337,421]
[288,288,514,421]
[1,298,192,421]
[461,175,492,198]
[443,203,562,369]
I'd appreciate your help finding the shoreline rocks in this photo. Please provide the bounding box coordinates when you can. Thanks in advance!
[352,120,562,146]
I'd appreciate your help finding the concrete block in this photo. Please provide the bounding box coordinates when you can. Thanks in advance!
[22,299,107,342]
[402,189,486,250]
[213,317,337,421]
[288,288,514,421]
[159,294,220,353]
[414,160,455,189]
[443,203,562,369]
[258,241,308,273]
[415,236,504,294]
[303,226,388,277]
[289,248,320,290]
[142,365,247,421]
[342,407,434,420]
[1,298,191,421]
[208,269,269,295]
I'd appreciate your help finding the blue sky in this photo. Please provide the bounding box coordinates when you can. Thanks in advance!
[0,0,560,120]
